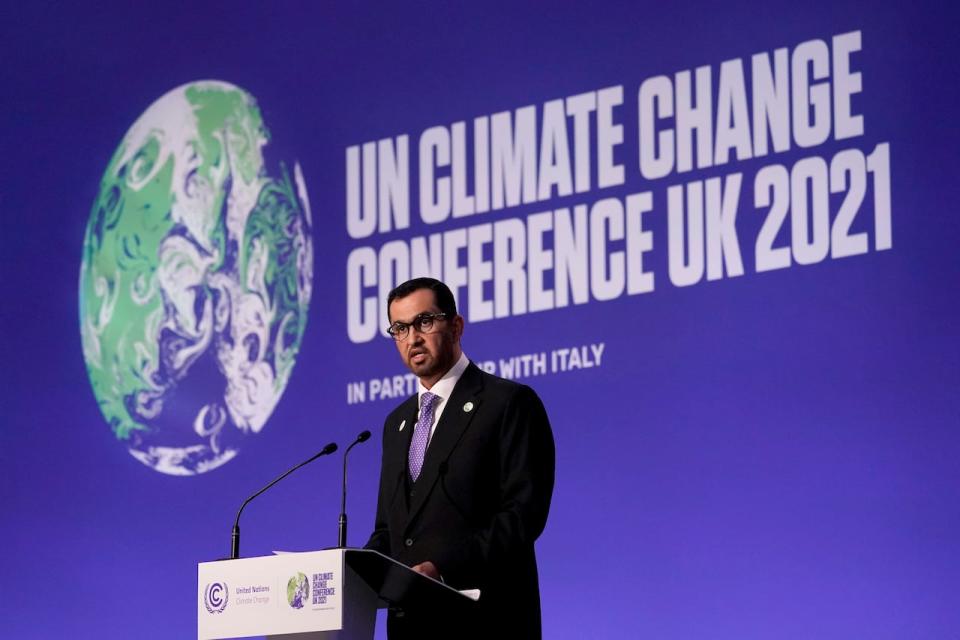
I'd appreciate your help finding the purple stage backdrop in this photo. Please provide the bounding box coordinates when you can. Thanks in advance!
[1,3,958,638]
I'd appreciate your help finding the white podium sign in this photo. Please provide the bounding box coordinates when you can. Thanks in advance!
[198,549,374,639]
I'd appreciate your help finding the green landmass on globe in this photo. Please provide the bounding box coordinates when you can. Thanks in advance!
[287,572,310,609]
[79,81,313,475]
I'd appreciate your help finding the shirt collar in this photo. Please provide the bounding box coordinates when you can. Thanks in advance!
[418,352,469,405]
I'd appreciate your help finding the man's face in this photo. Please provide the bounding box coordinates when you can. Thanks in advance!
[388,288,463,386]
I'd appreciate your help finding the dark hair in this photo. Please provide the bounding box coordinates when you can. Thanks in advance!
[387,277,457,320]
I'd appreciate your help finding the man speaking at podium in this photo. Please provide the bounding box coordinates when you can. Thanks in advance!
[365,277,555,639]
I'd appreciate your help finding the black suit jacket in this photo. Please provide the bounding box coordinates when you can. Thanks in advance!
[366,362,555,638]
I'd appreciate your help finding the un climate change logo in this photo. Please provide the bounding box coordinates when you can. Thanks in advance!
[204,582,229,614]
[79,81,314,475]
[287,573,310,609]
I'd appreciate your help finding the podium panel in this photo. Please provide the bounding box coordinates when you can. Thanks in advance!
[198,549,475,639]
[198,549,376,639]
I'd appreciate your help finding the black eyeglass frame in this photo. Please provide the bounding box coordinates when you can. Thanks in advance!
[386,312,450,341]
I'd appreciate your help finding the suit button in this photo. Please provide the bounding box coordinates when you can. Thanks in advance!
[405,538,414,547]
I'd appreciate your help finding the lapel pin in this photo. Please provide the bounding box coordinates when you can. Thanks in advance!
[463,402,474,413]
[398,419,406,432]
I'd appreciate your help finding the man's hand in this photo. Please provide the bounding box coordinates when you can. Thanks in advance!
[411,561,441,580]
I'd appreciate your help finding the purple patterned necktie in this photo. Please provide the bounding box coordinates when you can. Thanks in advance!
[408,391,439,482]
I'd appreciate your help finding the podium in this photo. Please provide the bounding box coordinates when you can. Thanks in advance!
[197,548,477,639]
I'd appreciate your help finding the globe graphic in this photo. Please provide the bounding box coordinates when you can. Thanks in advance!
[287,572,310,609]
[79,81,313,475]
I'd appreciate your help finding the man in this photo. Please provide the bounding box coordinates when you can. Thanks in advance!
[365,277,555,639]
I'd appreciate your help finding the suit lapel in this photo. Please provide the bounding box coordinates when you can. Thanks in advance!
[405,363,485,528]
[388,394,420,513]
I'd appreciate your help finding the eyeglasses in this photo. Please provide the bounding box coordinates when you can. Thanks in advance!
[386,312,449,341]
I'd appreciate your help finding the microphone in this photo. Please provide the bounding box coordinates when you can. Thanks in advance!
[338,430,372,548]
[230,442,338,560]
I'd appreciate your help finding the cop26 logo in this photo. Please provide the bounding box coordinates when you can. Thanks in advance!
[286,573,310,609]
[204,582,229,614]
[79,81,314,476]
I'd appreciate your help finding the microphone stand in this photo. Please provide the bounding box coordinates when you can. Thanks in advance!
[338,430,371,548]
[230,442,338,560]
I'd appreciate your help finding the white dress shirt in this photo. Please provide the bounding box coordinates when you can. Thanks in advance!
[417,352,470,446]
